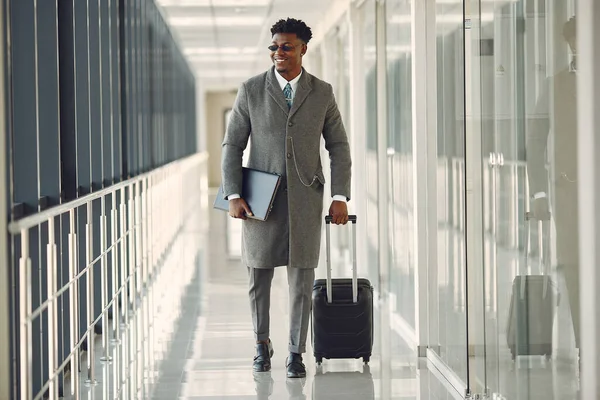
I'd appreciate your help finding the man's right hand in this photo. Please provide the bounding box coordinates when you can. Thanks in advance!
[531,197,551,221]
[229,198,253,220]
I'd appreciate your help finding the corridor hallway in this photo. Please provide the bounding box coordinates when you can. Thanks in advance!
[61,193,464,400]
[2,0,600,398]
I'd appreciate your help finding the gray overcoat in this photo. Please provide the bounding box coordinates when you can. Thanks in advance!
[221,67,352,269]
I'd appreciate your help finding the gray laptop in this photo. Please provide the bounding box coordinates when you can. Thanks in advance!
[213,167,282,221]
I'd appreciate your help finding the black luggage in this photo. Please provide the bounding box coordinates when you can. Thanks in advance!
[506,212,559,360]
[312,215,374,364]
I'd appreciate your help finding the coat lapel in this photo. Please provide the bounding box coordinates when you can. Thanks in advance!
[266,68,290,115]
[289,70,312,119]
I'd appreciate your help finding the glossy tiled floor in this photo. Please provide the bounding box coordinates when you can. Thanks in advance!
[62,197,466,399]
[59,195,585,399]
[157,200,463,399]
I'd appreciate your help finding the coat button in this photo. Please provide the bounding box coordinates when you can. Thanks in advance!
[288,122,293,127]
[287,152,292,159]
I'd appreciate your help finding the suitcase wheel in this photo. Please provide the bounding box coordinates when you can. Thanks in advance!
[316,356,323,365]
[363,356,370,364]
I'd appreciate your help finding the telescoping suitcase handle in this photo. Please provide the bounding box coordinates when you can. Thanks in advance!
[524,212,550,275]
[325,215,358,304]
[523,212,551,299]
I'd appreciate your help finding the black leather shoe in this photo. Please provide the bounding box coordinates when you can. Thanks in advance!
[286,353,306,378]
[253,340,274,372]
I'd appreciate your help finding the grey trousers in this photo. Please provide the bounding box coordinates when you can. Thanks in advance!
[248,266,315,354]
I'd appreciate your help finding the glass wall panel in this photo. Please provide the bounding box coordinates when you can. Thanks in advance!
[6,0,196,395]
[430,0,469,386]
[475,0,580,398]
[385,0,414,330]
[332,22,353,268]
[363,0,379,283]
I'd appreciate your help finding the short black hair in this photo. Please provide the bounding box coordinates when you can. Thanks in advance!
[270,18,313,44]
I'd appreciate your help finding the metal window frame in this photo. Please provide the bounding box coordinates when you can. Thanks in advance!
[412,0,438,357]
[0,1,10,398]
[578,0,600,398]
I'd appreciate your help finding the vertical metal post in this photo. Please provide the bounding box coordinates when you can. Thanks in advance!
[128,183,135,312]
[135,181,143,398]
[119,186,128,397]
[100,196,111,362]
[119,186,128,324]
[109,191,120,397]
[127,182,137,399]
[142,178,147,287]
[68,209,80,397]
[136,295,143,398]
[111,192,120,341]
[19,229,32,400]
[85,201,97,385]
[147,176,155,376]
[135,180,143,400]
[142,177,149,388]
[102,357,109,400]
[135,180,141,294]
[47,217,58,399]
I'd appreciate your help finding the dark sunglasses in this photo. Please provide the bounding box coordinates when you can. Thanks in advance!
[268,44,301,52]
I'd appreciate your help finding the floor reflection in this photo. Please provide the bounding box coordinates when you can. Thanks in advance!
[433,225,580,400]
[59,197,485,400]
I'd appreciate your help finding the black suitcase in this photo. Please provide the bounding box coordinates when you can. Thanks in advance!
[312,215,374,364]
[507,213,559,359]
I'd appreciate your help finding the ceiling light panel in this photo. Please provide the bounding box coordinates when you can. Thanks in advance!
[211,5,266,17]
[168,16,264,26]
[184,46,258,55]
[188,53,259,63]
[195,69,251,78]
[161,7,212,19]
[212,30,263,46]
[157,0,270,7]
[163,5,265,18]
[177,27,261,41]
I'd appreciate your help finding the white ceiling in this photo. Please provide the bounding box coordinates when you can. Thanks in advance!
[157,0,340,90]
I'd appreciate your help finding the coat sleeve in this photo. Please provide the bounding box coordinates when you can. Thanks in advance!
[221,82,251,199]
[322,84,352,200]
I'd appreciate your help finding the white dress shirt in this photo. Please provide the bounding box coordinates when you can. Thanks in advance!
[228,70,347,203]
[274,69,302,97]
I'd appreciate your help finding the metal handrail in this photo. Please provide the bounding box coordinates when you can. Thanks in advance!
[10,151,207,400]
[8,152,208,234]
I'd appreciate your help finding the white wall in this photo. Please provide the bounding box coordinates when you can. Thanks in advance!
[205,90,237,188]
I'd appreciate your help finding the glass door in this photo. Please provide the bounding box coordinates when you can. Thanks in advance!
[473,0,581,398]
[428,0,471,395]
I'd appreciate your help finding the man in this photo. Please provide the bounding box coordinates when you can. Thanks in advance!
[527,16,580,358]
[220,18,352,379]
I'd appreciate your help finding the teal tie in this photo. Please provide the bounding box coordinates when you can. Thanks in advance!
[283,83,293,109]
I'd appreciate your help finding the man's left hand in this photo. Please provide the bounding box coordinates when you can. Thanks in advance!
[329,201,349,225]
